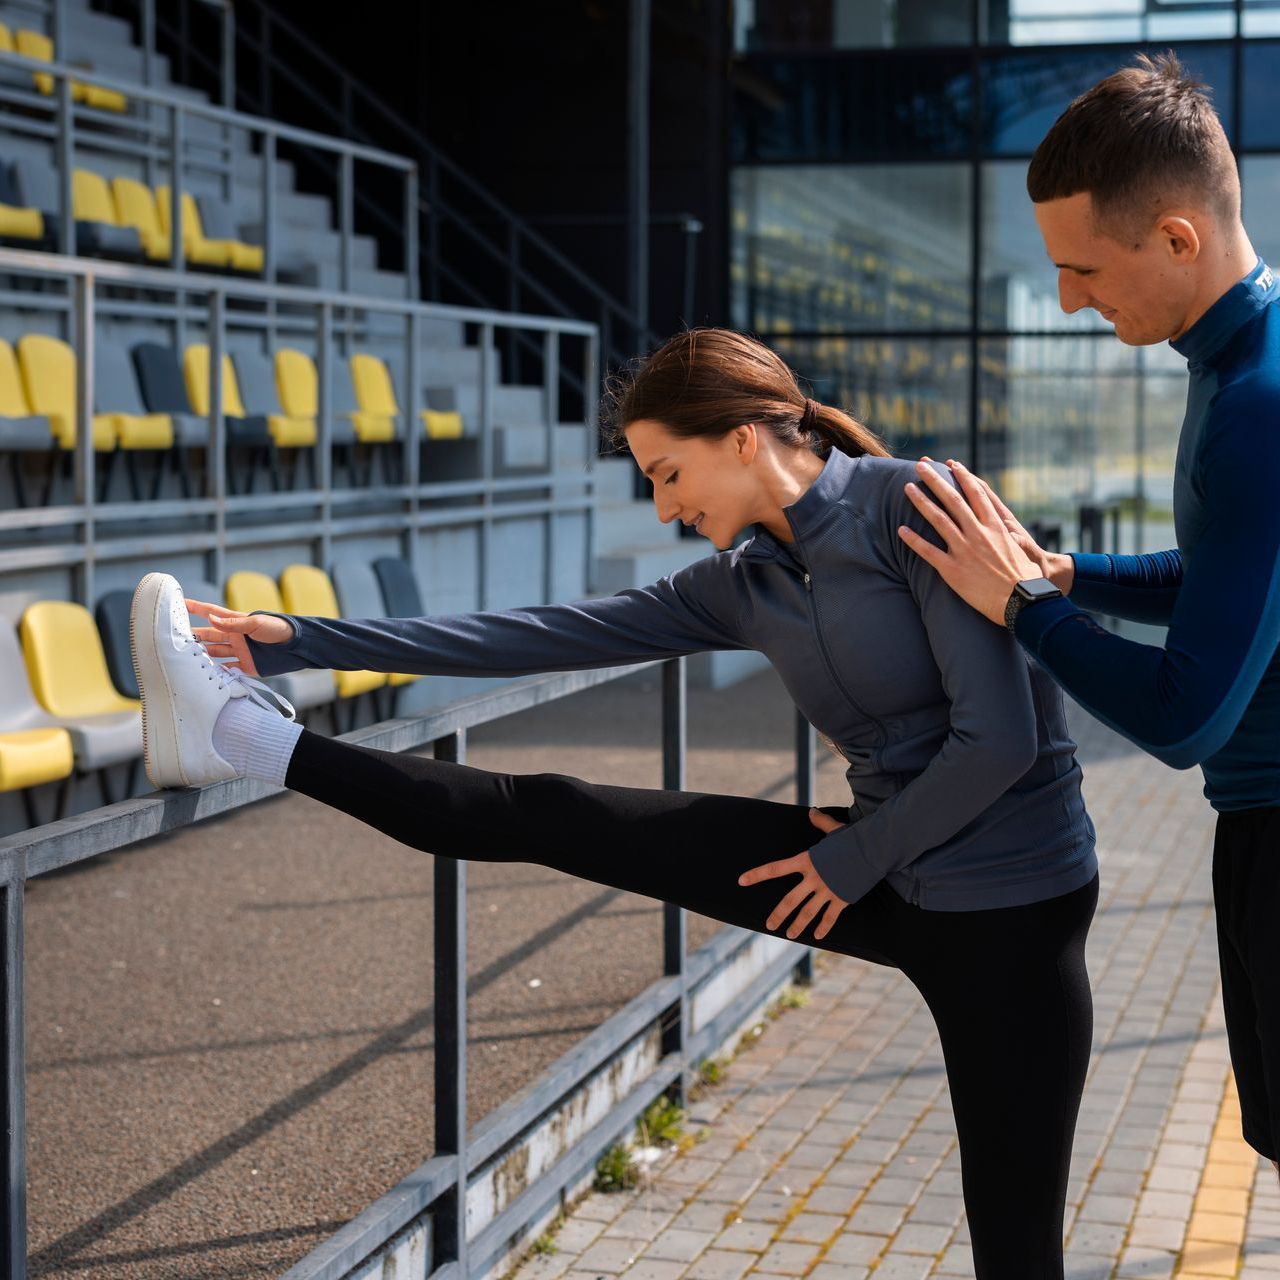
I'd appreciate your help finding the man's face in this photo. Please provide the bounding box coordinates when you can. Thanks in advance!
[1034,192,1199,345]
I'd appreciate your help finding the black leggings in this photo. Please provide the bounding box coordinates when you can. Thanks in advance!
[285,729,1097,1280]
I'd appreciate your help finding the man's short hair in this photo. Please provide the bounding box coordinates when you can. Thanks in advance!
[1026,52,1239,244]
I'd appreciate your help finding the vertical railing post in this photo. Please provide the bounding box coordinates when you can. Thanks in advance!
[541,330,559,604]
[210,290,227,586]
[339,151,354,295]
[2,857,28,1280]
[169,105,185,273]
[793,710,817,984]
[262,131,276,285]
[583,328,599,594]
[51,0,65,73]
[506,224,520,378]
[478,322,494,610]
[74,274,96,605]
[405,166,419,301]
[57,75,73,261]
[661,657,688,1102]
[318,302,334,569]
[433,728,469,1280]
[220,2,235,203]
[142,0,156,186]
[427,155,441,302]
[406,312,421,497]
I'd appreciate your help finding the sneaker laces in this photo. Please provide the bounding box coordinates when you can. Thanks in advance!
[191,641,297,722]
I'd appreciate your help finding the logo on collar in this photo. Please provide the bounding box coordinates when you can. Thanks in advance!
[1258,265,1275,293]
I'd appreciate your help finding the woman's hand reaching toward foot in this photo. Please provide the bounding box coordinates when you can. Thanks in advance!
[738,808,850,941]
[185,601,295,679]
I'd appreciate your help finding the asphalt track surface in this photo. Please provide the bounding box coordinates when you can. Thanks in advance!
[25,665,855,1280]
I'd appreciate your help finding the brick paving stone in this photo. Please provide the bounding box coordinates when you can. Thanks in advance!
[576,1237,649,1272]
[684,1249,756,1280]
[618,1260,688,1280]
[713,1220,775,1252]
[756,1240,822,1272]
[641,1228,717,1262]
[818,1232,886,1265]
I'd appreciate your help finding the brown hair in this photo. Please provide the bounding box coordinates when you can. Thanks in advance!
[1026,51,1239,243]
[602,328,891,461]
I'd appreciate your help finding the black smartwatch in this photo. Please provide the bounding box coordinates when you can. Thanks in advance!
[1004,577,1063,632]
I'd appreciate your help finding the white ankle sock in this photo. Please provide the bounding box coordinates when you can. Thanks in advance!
[211,696,304,786]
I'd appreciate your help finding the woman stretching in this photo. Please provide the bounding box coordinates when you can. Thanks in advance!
[131,329,1098,1279]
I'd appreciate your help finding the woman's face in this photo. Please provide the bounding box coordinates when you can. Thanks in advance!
[624,419,757,551]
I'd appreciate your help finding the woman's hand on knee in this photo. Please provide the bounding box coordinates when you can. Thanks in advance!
[737,808,850,941]
[186,600,294,679]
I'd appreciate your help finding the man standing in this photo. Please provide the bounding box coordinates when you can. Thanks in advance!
[898,52,1280,1176]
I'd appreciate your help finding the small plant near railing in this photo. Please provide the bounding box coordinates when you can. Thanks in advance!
[636,1093,685,1146]
[767,983,811,1019]
[594,1141,641,1193]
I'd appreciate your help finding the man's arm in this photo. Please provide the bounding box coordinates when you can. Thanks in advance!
[1068,549,1185,626]
[999,391,1279,768]
[245,551,750,679]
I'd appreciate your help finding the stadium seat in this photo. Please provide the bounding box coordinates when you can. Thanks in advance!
[197,198,263,274]
[0,337,57,508]
[0,155,46,247]
[232,349,317,489]
[348,353,401,445]
[110,176,170,262]
[275,347,367,487]
[95,341,173,499]
[156,188,259,272]
[423,386,466,440]
[130,342,211,498]
[17,335,118,502]
[14,27,127,111]
[183,344,278,494]
[278,564,386,729]
[72,169,144,261]
[17,602,142,806]
[332,559,421,693]
[371,556,425,619]
[222,571,339,726]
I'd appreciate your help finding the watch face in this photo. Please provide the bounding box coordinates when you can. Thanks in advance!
[1019,577,1061,601]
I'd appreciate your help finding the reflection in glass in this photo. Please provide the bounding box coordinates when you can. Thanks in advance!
[982,44,1235,156]
[978,337,1187,554]
[731,53,975,163]
[735,0,974,51]
[731,166,972,334]
[772,336,972,463]
[980,161,1109,332]
[990,0,1235,45]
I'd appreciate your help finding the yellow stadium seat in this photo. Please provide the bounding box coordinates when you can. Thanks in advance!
[275,348,318,420]
[183,344,249,419]
[422,409,463,440]
[0,136,43,241]
[17,335,116,451]
[156,188,262,271]
[278,564,386,700]
[20,601,140,718]
[0,339,44,427]
[0,728,74,794]
[225,570,285,616]
[348,353,399,444]
[110,176,170,261]
[72,169,119,225]
[15,28,126,110]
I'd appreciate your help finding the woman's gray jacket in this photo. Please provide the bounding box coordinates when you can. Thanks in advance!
[246,449,1097,912]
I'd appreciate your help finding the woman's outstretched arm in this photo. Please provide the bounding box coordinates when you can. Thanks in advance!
[212,551,751,679]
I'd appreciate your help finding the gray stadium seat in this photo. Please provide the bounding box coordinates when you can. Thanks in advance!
[372,556,425,618]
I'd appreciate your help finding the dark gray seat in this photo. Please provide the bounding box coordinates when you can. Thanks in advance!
[372,556,425,618]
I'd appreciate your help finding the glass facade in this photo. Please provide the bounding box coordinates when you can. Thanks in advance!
[731,15,1276,552]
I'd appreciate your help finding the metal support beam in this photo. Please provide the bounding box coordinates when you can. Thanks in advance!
[626,0,651,348]
[405,167,419,301]
[2,862,28,1280]
[73,274,95,604]
[318,302,334,569]
[661,657,688,1101]
[478,323,494,610]
[56,76,73,261]
[221,4,235,203]
[339,152,354,295]
[433,729,468,1280]
[209,290,227,585]
[262,131,277,285]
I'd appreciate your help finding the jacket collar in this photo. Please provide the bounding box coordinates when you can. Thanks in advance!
[737,447,856,562]
[1171,258,1278,368]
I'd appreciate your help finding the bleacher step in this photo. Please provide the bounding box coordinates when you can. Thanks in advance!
[593,498,670,555]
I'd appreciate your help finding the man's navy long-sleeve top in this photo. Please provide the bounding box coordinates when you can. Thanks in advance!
[1016,258,1280,810]
[247,450,1096,912]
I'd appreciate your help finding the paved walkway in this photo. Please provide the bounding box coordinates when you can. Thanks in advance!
[511,708,1278,1280]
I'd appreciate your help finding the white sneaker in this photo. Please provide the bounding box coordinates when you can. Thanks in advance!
[130,572,296,789]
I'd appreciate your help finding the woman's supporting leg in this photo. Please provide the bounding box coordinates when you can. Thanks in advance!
[907,876,1098,1280]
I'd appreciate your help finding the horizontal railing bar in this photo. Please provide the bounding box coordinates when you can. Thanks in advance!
[0,49,415,169]
[0,247,598,335]
[0,663,659,880]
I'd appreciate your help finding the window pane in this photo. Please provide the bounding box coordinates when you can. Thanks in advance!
[980,161,1110,332]
[1243,2,1280,36]
[1242,43,1280,149]
[732,52,975,163]
[978,337,1186,554]
[771,336,972,463]
[735,0,974,52]
[982,44,1235,155]
[1243,157,1280,265]
[731,165,972,333]
[989,0,1235,45]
